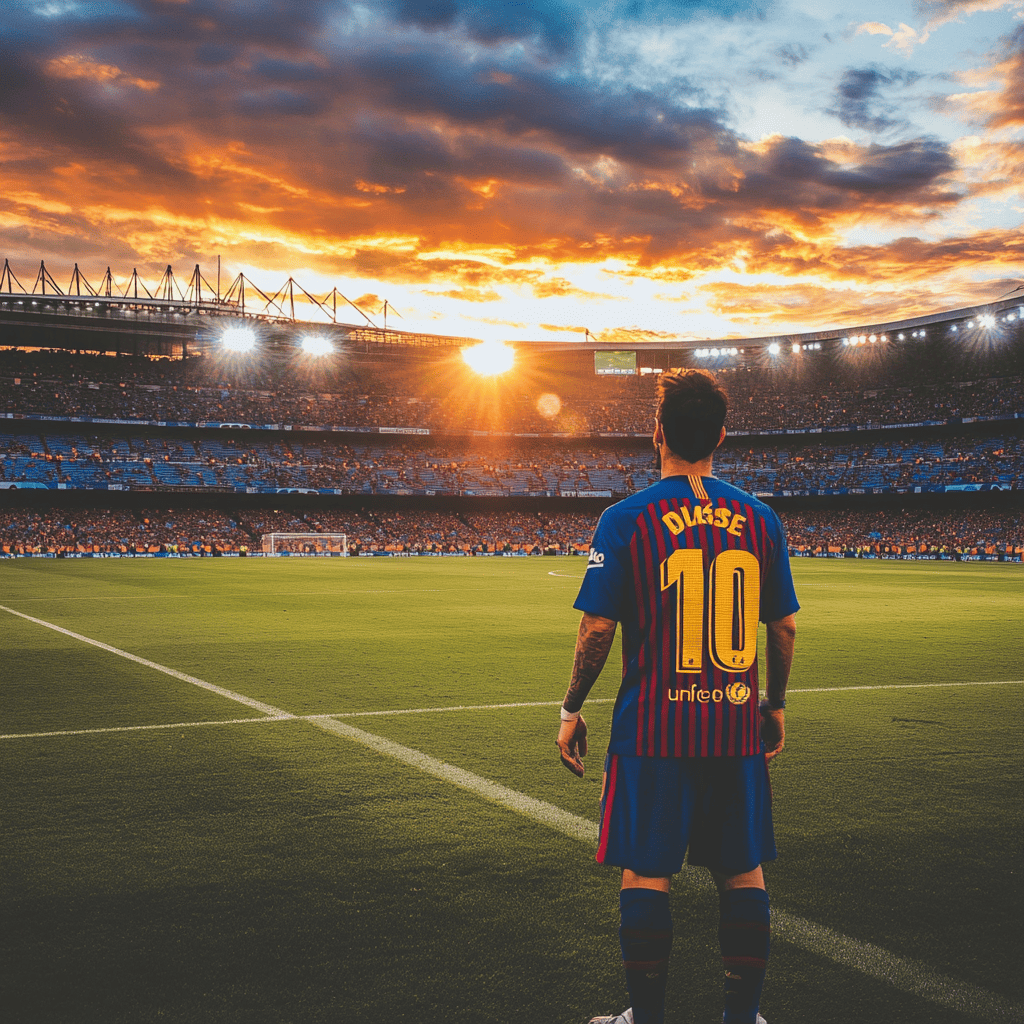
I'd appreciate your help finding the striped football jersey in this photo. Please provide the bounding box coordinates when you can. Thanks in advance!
[575,474,799,758]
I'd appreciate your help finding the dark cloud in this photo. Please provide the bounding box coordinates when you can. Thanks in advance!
[828,66,923,134]
[235,88,326,117]
[0,45,195,187]
[776,42,810,67]
[355,122,569,188]
[819,139,956,195]
[195,43,239,67]
[384,0,582,55]
[339,46,726,168]
[382,0,777,58]
[726,137,958,217]
[253,57,324,84]
[617,0,776,21]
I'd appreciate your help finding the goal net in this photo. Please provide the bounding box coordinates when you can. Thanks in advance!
[263,532,348,556]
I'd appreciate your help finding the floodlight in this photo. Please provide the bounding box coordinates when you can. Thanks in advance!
[461,339,515,375]
[791,343,800,354]
[222,326,256,353]
[979,314,996,328]
[301,336,334,357]
[768,343,780,355]
[711,348,720,357]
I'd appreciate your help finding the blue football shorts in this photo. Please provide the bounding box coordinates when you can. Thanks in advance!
[596,751,776,878]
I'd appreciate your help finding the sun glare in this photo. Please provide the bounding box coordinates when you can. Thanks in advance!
[461,340,515,375]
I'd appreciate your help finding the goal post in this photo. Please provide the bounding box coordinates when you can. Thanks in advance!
[263,532,348,556]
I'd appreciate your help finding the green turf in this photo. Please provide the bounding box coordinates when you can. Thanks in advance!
[1,557,1022,1023]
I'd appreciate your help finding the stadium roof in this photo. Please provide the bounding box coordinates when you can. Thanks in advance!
[0,258,1021,357]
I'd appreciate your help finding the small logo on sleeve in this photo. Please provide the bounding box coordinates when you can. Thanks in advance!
[586,548,605,569]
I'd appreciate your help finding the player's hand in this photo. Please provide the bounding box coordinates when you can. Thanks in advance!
[760,707,785,762]
[556,715,588,777]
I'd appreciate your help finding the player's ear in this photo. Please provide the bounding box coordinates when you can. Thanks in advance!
[653,420,665,445]
[715,426,726,450]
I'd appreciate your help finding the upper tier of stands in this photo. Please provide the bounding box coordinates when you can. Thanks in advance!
[1,333,1021,437]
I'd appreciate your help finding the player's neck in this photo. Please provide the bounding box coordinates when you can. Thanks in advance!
[660,450,714,479]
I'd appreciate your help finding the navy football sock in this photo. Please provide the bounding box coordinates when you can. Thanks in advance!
[619,887,673,1024]
[718,886,770,1024]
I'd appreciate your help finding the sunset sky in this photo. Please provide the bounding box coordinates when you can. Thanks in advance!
[1,0,1023,344]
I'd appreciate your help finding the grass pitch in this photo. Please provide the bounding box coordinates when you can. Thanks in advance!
[1,557,1022,1024]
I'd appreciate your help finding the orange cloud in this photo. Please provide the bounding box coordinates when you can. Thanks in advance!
[45,54,160,91]
[427,286,502,302]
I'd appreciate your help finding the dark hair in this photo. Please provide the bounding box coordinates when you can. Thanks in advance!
[656,368,728,462]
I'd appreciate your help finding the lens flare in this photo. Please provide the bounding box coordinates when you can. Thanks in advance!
[536,393,562,418]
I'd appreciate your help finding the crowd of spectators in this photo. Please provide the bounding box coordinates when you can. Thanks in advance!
[1,347,1020,437]
[1,506,1018,557]
[3,430,1020,494]
[1,345,1020,556]
[783,508,1020,556]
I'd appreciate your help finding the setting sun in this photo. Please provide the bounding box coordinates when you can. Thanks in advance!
[461,340,515,376]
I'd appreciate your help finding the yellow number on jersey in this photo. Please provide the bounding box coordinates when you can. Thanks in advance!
[660,549,761,674]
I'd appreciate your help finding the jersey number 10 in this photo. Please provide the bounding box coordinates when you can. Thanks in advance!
[660,549,760,673]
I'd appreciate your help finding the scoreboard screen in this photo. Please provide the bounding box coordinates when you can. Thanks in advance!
[594,351,637,376]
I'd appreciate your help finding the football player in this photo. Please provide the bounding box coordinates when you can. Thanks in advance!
[557,369,798,1024]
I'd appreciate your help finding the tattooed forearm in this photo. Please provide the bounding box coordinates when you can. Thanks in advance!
[764,614,796,706]
[562,613,617,713]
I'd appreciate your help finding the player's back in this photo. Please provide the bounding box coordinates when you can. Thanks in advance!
[575,473,798,757]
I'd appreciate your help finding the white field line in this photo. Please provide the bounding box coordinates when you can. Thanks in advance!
[317,717,1024,1023]
[0,717,290,741]
[314,698,616,718]
[790,680,1023,694]
[0,704,618,741]
[4,683,1022,740]
[320,679,1024,715]
[3,605,1022,1020]
[0,604,293,719]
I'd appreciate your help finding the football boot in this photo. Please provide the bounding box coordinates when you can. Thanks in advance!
[588,1010,633,1024]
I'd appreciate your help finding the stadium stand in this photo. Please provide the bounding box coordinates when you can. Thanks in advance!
[1,300,1021,559]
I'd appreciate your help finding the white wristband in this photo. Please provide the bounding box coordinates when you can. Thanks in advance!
[560,706,581,722]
